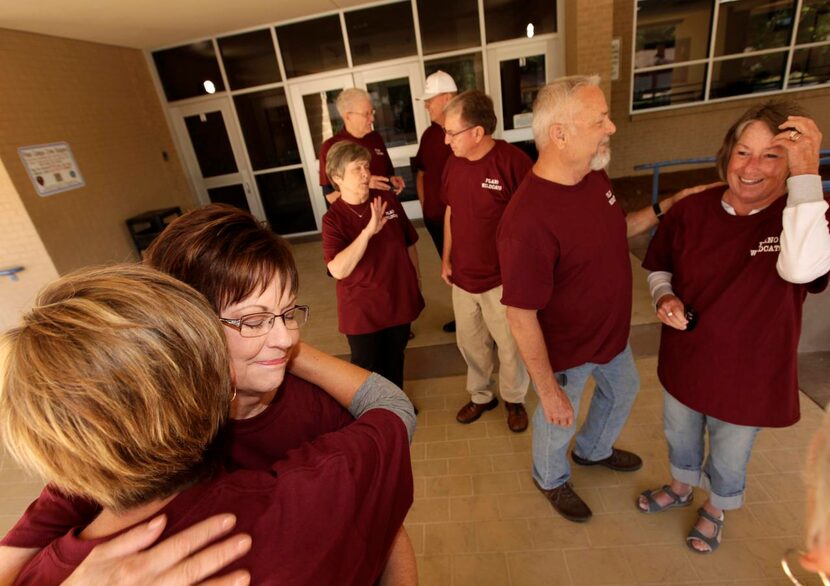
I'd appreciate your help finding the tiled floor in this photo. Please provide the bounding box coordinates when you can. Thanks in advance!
[0,226,822,585]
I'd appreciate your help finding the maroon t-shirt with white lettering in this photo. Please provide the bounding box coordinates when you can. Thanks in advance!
[322,191,424,335]
[319,129,395,188]
[442,140,532,293]
[643,187,829,427]
[1,374,355,549]
[413,122,452,223]
[14,410,413,586]
[498,170,632,371]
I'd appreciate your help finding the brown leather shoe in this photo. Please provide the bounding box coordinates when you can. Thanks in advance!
[533,479,592,523]
[456,398,498,424]
[571,447,642,472]
[505,402,528,433]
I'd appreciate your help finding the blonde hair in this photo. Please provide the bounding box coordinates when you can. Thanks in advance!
[0,265,231,512]
[532,74,601,150]
[335,88,372,117]
[806,408,830,551]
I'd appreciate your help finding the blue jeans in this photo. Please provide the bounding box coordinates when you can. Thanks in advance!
[532,345,640,489]
[663,391,760,510]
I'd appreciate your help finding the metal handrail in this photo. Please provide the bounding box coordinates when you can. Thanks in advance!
[0,266,24,281]
[635,150,830,205]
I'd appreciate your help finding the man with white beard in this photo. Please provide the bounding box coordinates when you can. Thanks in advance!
[497,75,709,523]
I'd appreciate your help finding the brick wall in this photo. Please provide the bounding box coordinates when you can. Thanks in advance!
[0,29,195,274]
[564,0,613,99]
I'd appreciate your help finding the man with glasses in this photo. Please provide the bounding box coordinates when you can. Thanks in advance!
[319,88,405,205]
[441,90,532,433]
[414,70,458,334]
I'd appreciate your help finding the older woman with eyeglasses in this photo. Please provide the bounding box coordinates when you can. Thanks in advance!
[0,205,417,585]
[318,87,405,204]
[637,101,828,555]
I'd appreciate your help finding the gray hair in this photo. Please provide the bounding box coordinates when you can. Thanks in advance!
[532,75,601,151]
[335,88,372,117]
[325,141,371,189]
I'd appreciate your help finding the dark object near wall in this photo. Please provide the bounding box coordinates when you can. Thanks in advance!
[125,207,182,256]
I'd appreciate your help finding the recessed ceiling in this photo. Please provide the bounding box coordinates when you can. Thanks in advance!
[0,0,382,49]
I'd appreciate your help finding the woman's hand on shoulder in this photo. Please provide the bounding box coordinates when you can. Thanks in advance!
[656,294,688,330]
[775,116,822,176]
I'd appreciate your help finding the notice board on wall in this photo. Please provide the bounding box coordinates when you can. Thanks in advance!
[18,142,85,197]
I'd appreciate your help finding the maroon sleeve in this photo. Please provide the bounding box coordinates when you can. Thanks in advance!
[413,137,426,173]
[382,146,395,177]
[319,139,332,187]
[439,161,452,207]
[297,377,355,434]
[642,207,678,273]
[0,485,101,548]
[389,195,418,247]
[321,209,349,263]
[498,212,559,310]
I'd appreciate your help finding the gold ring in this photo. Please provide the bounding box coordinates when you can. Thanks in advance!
[789,130,801,142]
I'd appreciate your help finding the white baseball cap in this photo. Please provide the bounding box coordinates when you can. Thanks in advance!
[418,70,458,100]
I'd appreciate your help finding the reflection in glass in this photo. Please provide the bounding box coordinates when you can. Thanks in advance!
[499,55,545,131]
[714,0,796,56]
[256,169,317,234]
[184,112,238,178]
[234,89,300,171]
[634,0,713,69]
[394,164,417,203]
[153,42,225,102]
[709,52,787,98]
[789,45,830,87]
[217,30,281,90]
[345,2,417,66]
[366,78,417,148]
[277,16,348,78]
[424,53,485,92]
[303,90,344,158]
[512,140,539,162]
[797,0,830,44]
[207,185,250,212]
[632,63,707,110]
[417,0,480,55]
[483,0,556,43]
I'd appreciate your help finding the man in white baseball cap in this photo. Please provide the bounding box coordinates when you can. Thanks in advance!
[413,70,458,333]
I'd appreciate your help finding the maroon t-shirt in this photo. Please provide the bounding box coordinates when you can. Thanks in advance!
[643,188,830,428]
[13,410,413,586]
[498,170,632,371]
[443,140,532,293]
[1,374,354,549]
[413,122,452,223]
[322,191,424,335]
[319,129,394,188]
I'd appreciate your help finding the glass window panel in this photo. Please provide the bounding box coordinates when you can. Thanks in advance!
[797,0,830,44]
[511,140,538,161]
[632,63,707,110]
[499,55,545,131]
[424,53,485,92]
[207,184,250,212]
[366,78,417,148]
[153,42,224,102]
[277,16,348,78]
[709,52,787,98]
[184,112,238,178]
[346,2,417,66]
[484,0,556,43]
[217,30,281,90]
[393,164,417,202]
[788,44,830,87]
[256,169,317,234]
[634,0,713,69]
[302,90,344,159]
[417,0,480,55]
[234,89,300,170]
[714,0,797,57]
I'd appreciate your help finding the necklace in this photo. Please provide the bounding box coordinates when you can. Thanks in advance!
[343,199,370,219]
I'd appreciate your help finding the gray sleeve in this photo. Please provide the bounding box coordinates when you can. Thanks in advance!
[348,373,416,443]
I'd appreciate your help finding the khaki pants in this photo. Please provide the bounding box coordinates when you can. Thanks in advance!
[452,284,529,404]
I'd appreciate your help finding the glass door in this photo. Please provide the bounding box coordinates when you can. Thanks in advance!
[487,39,564,145]
[170,98,262,218]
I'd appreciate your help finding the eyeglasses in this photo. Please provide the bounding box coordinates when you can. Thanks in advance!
[219,305,310,338]
[348,109,375,118]
[782,549,830,585]
[443,125,475,139]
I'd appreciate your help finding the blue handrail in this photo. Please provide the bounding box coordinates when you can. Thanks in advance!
[635,150,830,205]
[0,266,24,281]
